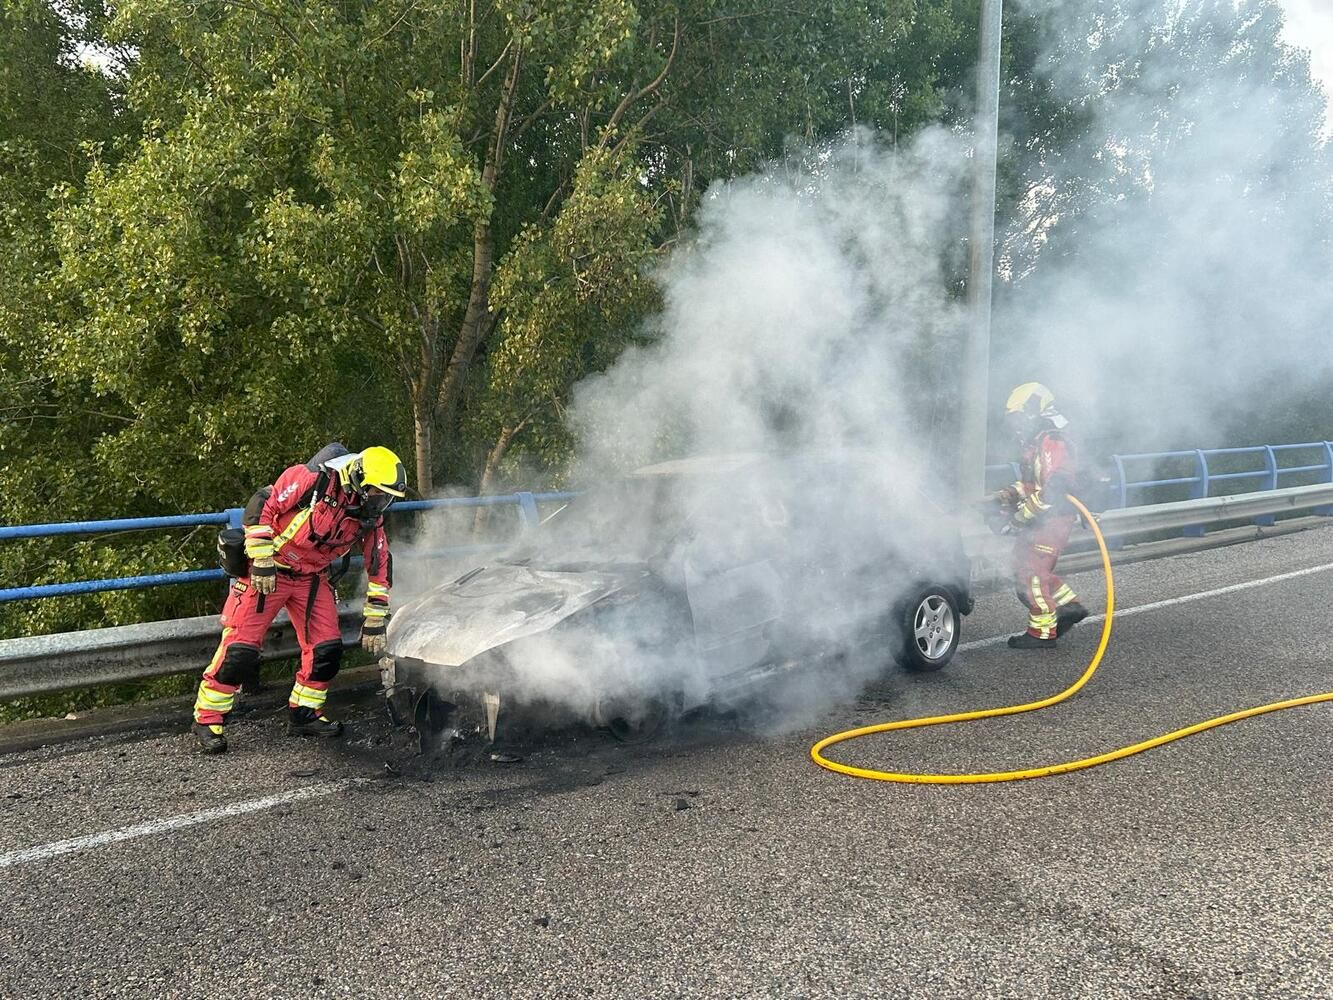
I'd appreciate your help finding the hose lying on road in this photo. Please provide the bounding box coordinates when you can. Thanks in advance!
[810,494,1333,784]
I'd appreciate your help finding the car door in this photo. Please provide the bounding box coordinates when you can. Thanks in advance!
[678,482,787,676]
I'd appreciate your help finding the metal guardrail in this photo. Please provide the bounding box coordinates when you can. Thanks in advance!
[1096,482,1333,537]
[0,491,578,604]
[0,607,365,701]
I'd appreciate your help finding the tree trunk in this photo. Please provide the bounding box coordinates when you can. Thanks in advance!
[472,422,522,535]
[435,43,523,443]
[412,395,432,496]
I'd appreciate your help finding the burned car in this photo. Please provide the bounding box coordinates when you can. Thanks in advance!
[384,453,974,742]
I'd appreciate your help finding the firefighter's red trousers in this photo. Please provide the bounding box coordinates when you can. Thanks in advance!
[1012,514,1079,640]
[193,572,343,726]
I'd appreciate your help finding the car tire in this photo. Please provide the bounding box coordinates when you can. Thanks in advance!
[894,585,961,672]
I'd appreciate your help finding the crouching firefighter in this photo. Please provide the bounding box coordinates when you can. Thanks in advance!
[980,383,1089,650]
[192,444,408,753]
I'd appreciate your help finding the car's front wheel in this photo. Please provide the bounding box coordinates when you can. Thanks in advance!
[895,586,961,672]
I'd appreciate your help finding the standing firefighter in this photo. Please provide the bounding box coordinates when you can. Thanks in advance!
[192,444,408,753]
[982,383,1089,649]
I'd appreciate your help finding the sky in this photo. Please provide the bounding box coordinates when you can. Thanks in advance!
[1278,0,1333,131]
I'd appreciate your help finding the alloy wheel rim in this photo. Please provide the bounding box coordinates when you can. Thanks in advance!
[913,595,956,660]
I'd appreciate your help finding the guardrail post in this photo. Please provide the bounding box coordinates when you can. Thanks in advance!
[1105,454,1128,551]
[515,492,540,530]
[1111,455,1128,510]
[1319,443,1333,517]
[1255,447,1277,527]
[1184,450,1208,537]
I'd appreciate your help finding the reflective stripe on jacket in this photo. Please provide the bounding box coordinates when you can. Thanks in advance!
[1008,430,1075,526]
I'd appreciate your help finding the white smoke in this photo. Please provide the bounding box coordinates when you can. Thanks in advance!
[391,128,979,733]
[574,127,969,476]
[995,0,1333,456]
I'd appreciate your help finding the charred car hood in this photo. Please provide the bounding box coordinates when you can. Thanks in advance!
[387,563,629,667]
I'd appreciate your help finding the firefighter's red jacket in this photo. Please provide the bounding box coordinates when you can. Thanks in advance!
[241,463,392,606]
[1001,429,1076,527]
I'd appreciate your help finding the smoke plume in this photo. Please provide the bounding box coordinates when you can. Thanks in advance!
[392,129,977,732]
[994,0,1333,456]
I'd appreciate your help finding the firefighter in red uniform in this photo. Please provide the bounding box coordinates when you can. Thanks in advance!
[982,383,1090,649]
[192,445,408,753]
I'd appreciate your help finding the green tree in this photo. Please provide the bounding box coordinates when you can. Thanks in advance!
[49,0,970,494]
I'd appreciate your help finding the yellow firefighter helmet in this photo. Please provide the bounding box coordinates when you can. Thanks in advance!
[356,446,408,497]
[1004,382,1068,439]
[1005,382,1056,418]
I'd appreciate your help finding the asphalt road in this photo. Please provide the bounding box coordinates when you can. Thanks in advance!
[3,527,1332,999]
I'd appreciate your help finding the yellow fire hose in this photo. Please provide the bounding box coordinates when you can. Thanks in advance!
[811,494,1333,784]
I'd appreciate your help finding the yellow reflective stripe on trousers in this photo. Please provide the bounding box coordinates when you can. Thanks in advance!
[1030,576,1058,637]
[290,682,327,709]
[367,582,389,600]
[1027,612,1057,638]
[195,684,233,707]
[204,629,232,675]
[1029,578,1051,614]
[194,681,235,717]
[1054,584,1077,606]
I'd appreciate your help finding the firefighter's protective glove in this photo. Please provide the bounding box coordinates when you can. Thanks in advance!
[361,614,388,656]
[250,555,278,595]
[978,495,1014,536]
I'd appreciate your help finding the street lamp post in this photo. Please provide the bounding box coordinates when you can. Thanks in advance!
[958,0,1004,506]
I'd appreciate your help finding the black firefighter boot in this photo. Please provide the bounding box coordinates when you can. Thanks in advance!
[287,706,345,738]
[1056,602,1091,638]
[1007,631,1058,650]
[192,721,228,754]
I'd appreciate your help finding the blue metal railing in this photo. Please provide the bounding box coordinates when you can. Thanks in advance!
[0,491,577,604]
[8,442,1333,604]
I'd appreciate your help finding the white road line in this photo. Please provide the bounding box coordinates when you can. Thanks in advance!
[959,560,1333,652]
[0,780,359,871]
